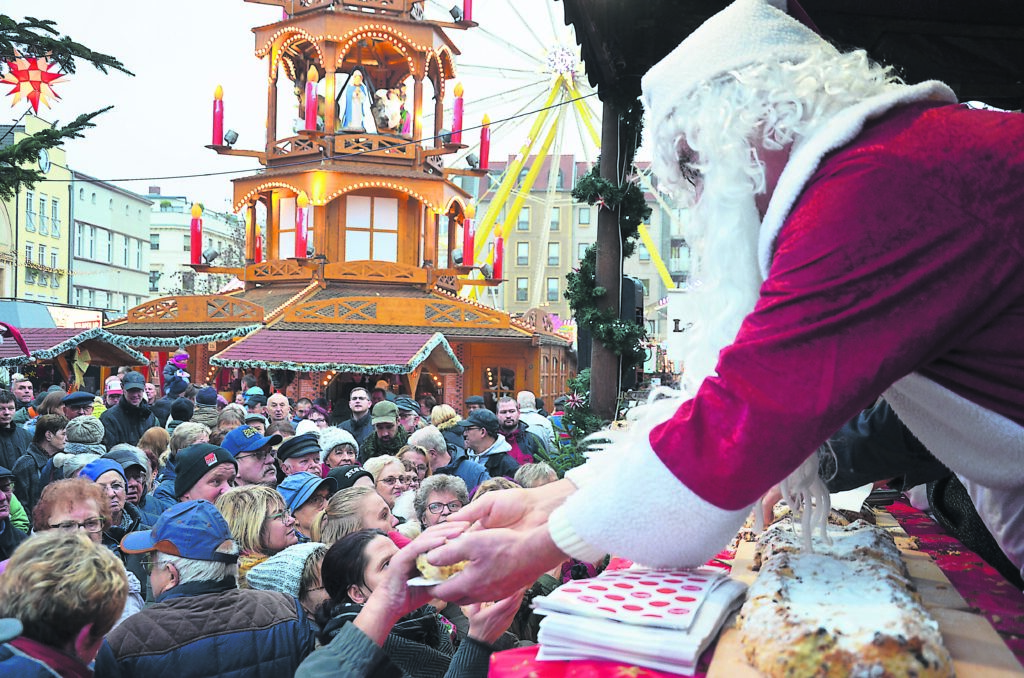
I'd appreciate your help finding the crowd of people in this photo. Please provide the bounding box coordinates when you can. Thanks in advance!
[0,365,579,677]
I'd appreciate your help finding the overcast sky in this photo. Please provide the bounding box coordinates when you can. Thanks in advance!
[13,0,604,212]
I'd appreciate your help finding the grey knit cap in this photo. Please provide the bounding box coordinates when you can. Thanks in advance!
[247,542,327,599]
[65,415,104,444]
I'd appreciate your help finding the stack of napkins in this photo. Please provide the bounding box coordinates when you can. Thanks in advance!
[533,567,746,675]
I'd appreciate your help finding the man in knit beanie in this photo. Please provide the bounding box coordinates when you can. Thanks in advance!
[64,415,106,455]
[167,398,195,435]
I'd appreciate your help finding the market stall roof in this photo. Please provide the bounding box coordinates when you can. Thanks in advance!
[209,329,463,374]
[0,328,149,368]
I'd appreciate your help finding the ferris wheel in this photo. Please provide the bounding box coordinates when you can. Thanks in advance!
[419,0,604,303]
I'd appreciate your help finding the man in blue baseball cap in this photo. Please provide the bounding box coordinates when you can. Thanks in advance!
[222,425,283,488]
[277,472,336,542]
[96,500,317,676]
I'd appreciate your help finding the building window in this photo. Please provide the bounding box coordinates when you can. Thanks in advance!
[135,239,142,269]
[516,277,528,302]
[38,244,46,266]
[546,277,559,302]
[90,192,96,205]
[183,238,190,252]
[150,233,160,250]
[516,241,529,266]
[87,226,96,259]
[345,195,399,262]
[550,207,560,231]
[78,188,84,201]
[50,249,58,269]
[38,196,48,235]
[640,278,650,296]
[578,242,589,261]
[74,287,83,305]
[24,243,32,265]
[87,289,95,307]
[149,271,160,292]
[638,244,651,262]
[182,271,195,293]
[25,191,35,231]
[547,242,560,266]
[74,222,84,257]
[578,207,591,226]
[122,236,130,266]
[50,198,60,237]
[516,206,530,232]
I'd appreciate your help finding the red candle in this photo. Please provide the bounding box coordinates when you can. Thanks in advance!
[451,82,464,145]
[464,0,473,22]
[305,65,319,132]
[190,203,203,266]
[255,229,263,263]
[212,85,224,146]
[295,191,309,258]
[493,236,504,280]
[462,204,475,267]
[479,114,490,170]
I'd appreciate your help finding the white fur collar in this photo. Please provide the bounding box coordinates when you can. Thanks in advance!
[758,81,958,279]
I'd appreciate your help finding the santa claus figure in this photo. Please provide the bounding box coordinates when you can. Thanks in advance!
[418,0,1024,603]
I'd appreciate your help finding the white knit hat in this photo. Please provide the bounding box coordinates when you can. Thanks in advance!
[317,426,358,462]
[294,419,320,437]
[641,0,837,126]
[247,542,327,599]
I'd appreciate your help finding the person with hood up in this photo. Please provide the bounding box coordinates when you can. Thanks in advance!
[191,386,220,430]
[456,409,519,479]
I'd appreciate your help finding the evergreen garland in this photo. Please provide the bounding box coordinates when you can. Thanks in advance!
[557,103,651,470]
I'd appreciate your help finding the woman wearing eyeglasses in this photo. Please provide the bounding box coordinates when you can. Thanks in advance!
[217,485,299,588]
[414,475,469,529]
[363,455,409,512]
[30,478,145,625]
[78,459,149,552]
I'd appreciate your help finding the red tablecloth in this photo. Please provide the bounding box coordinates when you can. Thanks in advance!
[887,499,1024,664]
[490,500,1024,676]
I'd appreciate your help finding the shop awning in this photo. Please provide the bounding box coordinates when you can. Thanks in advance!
[209,329,463,375]
[0,327,149,368]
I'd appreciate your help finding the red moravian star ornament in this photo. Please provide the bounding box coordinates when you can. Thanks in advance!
[2,52,66,113]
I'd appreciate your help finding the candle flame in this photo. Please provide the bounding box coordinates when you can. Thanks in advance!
[464,202,476,218]
[454,82,464,98]
[482,113,490,125]
[214,84,223,100]
[297,190,309,208]
[191,203,203,219]
[307,65,319,83]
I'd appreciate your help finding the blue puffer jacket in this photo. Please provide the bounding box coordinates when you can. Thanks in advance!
[95,578,317,678]
[144,478,178,521]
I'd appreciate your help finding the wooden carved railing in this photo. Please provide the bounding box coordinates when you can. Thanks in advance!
[323,261,427,284]
[285,297,510,329]
[269,135,325,161]
[128,296,264,323]
[249,0,421,18]
[246,260,315,282]
[518,308,556,333]
[334,133,417,164]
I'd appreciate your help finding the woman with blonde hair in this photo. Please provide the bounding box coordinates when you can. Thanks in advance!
[310,486,397,546]
[137,427,169,482]
[430,404,466,456]
[362,454,408,510]
[0,531,128,672]
[216,485,298,587]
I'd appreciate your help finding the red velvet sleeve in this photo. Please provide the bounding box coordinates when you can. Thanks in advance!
[651,106,1024,509]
